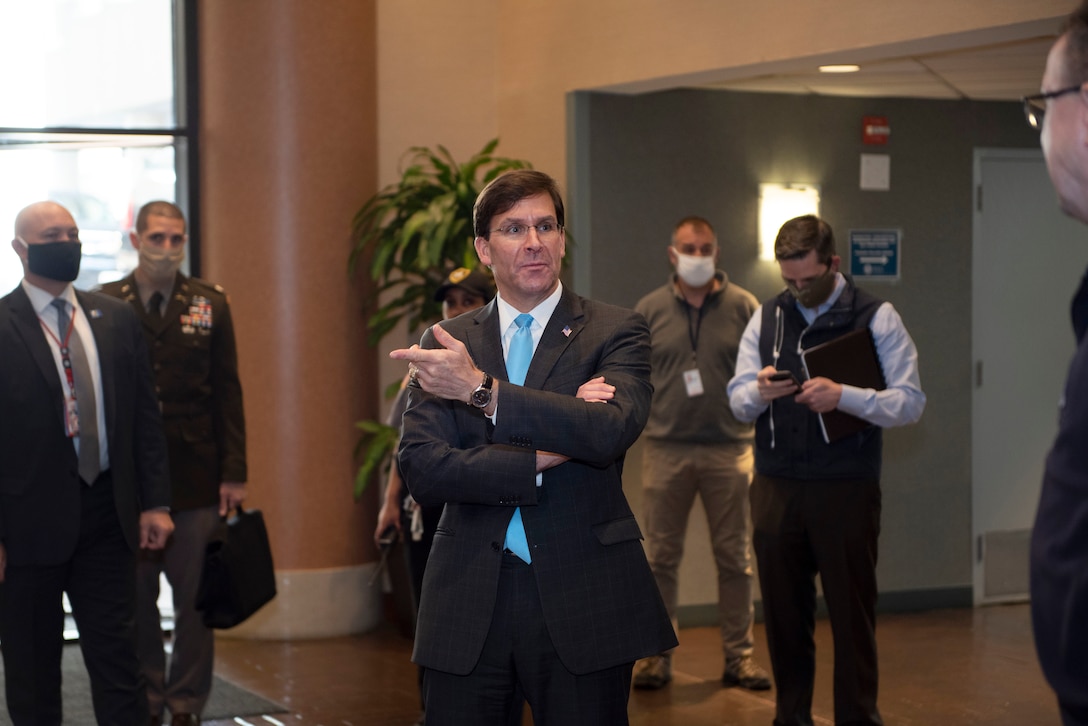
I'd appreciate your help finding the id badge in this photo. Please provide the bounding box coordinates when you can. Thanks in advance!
[683,368,705,397]
[64,395,80,438]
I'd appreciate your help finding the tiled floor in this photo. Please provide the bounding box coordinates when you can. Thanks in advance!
[206,602,1059,726]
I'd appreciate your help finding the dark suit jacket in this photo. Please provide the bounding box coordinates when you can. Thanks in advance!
[0,284,170,564]
[399,288,677,676]
[1031,270,1088,717]
[99,273,247,510]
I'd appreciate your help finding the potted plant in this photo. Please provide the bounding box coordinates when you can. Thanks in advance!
[349,139,531,497]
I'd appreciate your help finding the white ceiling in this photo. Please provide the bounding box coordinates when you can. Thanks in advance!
[604,17,1063,102]
[697,36,1055,101]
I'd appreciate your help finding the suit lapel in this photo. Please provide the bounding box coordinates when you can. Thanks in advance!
[462,300,507,380]
[76,290,115,445]
[163,277,189,333]
[524,288,583,389]
[461,291,585,388]
[7,286,66,424]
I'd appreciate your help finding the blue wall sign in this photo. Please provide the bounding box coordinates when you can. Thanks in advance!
[849,229,901,280]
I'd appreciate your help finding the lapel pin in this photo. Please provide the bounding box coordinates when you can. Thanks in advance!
[90,309,103,319]
[562,325,572,337]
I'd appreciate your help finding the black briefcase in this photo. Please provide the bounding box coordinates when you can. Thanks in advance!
[196,508,278,629]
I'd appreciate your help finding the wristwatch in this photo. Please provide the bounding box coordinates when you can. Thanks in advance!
[470,372,494,409]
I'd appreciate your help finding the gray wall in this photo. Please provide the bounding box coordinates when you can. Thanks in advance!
[569,88,1040,610]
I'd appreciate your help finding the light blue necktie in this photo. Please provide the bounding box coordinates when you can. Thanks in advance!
[503,313,534,563]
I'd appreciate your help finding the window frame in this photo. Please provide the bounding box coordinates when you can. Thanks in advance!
[0,0,202,276]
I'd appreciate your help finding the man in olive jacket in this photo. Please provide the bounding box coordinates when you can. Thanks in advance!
[99,201,247,726]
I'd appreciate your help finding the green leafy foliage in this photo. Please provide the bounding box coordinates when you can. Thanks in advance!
[349,139,531,347]
[349,139,532,497]
[352,419,400,499]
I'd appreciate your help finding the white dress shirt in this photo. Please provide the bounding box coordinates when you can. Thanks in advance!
[22,279,111,470]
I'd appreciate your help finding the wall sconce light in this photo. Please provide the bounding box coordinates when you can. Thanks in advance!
[758,183,821,261]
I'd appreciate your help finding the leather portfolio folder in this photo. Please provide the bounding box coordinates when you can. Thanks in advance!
[801,327,886,443]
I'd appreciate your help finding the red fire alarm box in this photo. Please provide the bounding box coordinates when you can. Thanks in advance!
[862,116,890,145]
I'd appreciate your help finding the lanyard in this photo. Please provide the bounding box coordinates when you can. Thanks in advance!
[686,302,703,354]
[38,310,79,398]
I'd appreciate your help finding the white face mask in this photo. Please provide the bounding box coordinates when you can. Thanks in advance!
[674,252,715,288]
[138,245,185,282]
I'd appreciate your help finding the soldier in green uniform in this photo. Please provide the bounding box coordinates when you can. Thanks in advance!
[98,200,247,726]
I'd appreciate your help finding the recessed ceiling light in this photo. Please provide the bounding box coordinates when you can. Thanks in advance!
[819,64,861,73]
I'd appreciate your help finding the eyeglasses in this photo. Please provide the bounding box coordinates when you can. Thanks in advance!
[1022,84,1084,130]
[491,222,562,241]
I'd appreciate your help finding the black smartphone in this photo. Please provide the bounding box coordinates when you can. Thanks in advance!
[768,370,800,386]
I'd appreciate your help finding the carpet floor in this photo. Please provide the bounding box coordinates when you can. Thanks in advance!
[0,644,286,725]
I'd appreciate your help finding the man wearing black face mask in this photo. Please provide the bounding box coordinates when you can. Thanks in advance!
[0,200,173,724]
[99,200,247,726]
[727,215,925,726]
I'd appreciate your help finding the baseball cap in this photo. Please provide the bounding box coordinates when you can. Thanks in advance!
[434,266,496,303]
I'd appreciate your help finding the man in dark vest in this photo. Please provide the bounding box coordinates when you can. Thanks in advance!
[99,200,247,726]
[727,214,925,726]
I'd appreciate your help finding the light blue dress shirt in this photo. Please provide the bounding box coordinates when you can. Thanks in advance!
[727,273,925,428]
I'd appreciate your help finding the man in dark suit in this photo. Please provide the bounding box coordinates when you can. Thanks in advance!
[99,200,247,726]
[1028,4,1088,724]
[0,200,174,724]
[391,169,676,725]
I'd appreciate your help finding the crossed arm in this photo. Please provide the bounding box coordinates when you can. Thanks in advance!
[390,323,617,472]
[372,368,613,545]
[391,314,651,508]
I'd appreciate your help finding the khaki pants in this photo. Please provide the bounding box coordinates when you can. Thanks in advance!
[641,439,755,660]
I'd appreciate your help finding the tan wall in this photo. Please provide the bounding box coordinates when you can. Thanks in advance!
[376,0,500,192]
[378,0,1069,183]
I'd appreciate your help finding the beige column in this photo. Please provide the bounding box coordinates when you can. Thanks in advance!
[198,0,380,638]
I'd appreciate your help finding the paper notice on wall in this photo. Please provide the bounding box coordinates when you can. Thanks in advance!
[860,153,890,191]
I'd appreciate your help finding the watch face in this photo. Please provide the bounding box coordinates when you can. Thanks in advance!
[471,388,491,408]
